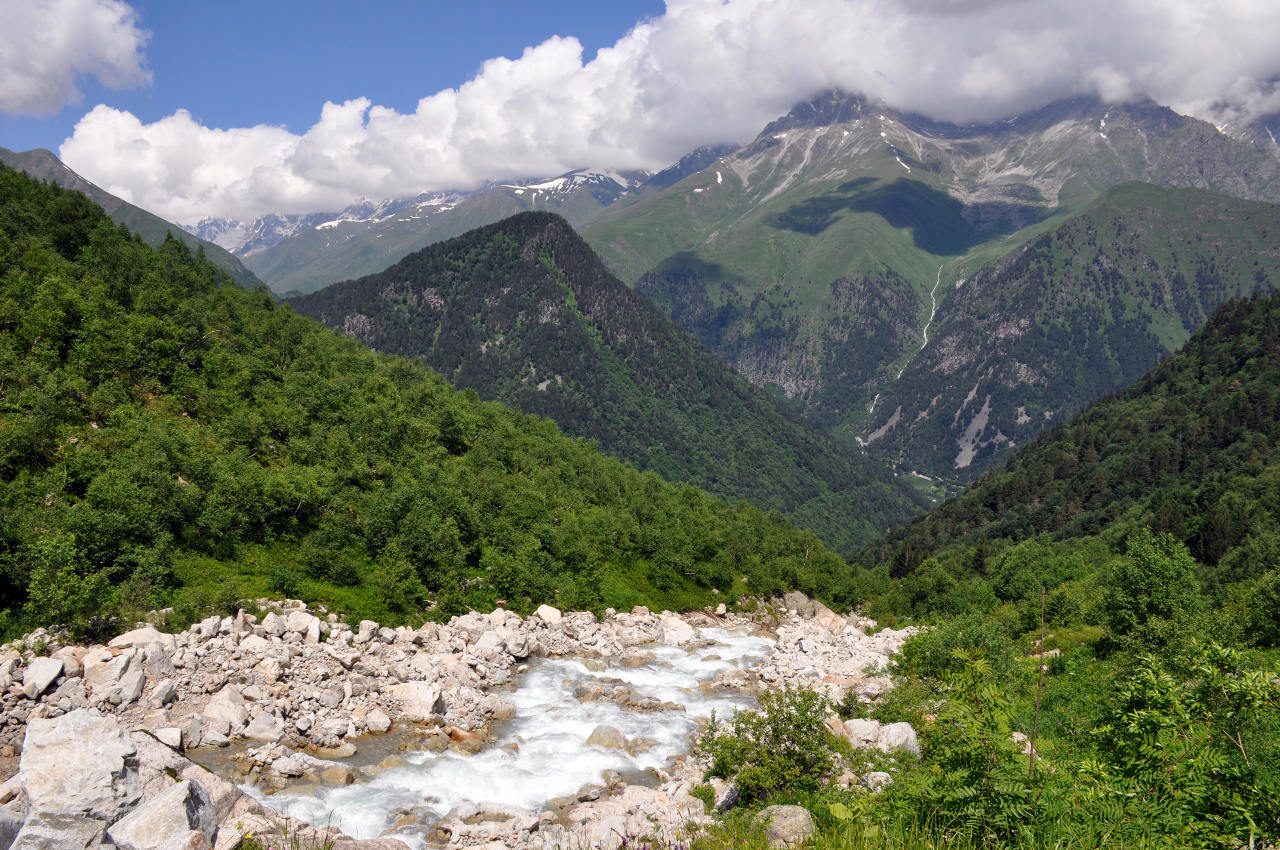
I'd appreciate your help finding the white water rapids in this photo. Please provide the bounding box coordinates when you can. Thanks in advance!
[251,627,774,845]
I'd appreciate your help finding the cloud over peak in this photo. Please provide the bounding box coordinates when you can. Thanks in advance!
[60,0,1280,223]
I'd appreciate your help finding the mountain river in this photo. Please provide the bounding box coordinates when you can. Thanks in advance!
[246,627,774,844]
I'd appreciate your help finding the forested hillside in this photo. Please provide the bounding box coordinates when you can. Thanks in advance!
[0,165,858,638]
[289,213,927,554]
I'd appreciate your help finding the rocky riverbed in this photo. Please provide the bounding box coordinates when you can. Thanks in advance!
[0,594,918,849]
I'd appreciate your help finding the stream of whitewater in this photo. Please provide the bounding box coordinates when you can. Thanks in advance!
[252,627,774,844]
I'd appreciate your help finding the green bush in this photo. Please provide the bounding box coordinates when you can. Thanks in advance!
[695,686,841,804]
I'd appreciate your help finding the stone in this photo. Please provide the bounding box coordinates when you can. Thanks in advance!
[0,808,22,849]
[756,805,815,848]
[21,658,63,700]
[106,780,217,850]
[115,666,146,706]
[318,687,344,709]
[658,616,696,646]
[202,685,248,728]
[155,727,183,749]
[841,718,880,749]
[365,709,391,733]
[272,757,304,777]
[150,679,177,706]
[243,712,284,743]
[180,717,202,750]
[863,771,893,792]
[877,722,920,756]
[387,682,445,721]
[472,631,503,654]
[534,604,562,626]
[260,612,285,637]
[9,811,105,850]
[237,634,269,652]
[780,591,817,618]
[109,627,175,653]
[21,710,142,822]
[585,725,628,750]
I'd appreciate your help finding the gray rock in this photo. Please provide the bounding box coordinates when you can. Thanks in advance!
[272,757,304,777]
[877,722,920,757]
[260,612,285,637]
[150,679,177,707]
[180,717,202,750]
[756,805,815,848]
[21,709,141,822]
[106,780,216,850]
[21,658,63,700]
[10,812,105,850]
[115,666,146,706]
[658,616,695,646]
[0,808,24,850]
[841,717,880,749]
[318,687,344,709]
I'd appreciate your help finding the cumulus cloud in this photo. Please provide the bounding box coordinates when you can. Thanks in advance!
[61,0,1280,223]
[0,0,149,116]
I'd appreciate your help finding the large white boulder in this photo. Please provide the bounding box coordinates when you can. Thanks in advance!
[109,627,176,653]
[877,722,920,757]
[20,709,142,822]
[658,615,696,646]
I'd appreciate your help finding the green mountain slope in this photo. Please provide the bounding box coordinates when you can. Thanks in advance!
[289,212,929,555]
[862,183,1280,481]
[0,146,261,288]
[0,164,860,637]
[580,93,1280,442]
[865,286,1280,583]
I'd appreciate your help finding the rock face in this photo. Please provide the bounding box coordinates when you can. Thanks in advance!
[20,710,141,822]
[106,780,217,849]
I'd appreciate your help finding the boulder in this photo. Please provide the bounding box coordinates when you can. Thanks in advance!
[366,709,391,734]
[106,780,217,850]
[260,612,285,637]
[21,658,63,700]
[115,666,146,706]
[238,634,269,652]
[155,727,183,750]
[109,627,175,653]
[877,722,920,757]
[243,713,284,743]
[534,604,562,626]
[472,631,503,654]
[585,725,628,750]
[202,685,248,728]
[21,709,142,822]
[9,811,105,849]
[150,679,177,706]
[387,682,445,721]
[658,616,696,646]
[841,718,880,749]
[864,771,893,792]
[756,805,815,848]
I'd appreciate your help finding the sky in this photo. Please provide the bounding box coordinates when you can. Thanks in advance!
[3,0,1280,225]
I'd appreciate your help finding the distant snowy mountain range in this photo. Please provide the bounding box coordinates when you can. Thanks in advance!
[187,168,654,259]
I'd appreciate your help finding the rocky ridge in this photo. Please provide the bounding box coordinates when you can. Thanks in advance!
[0,594,917,849]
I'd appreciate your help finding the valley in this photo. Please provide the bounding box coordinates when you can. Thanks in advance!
[4,5,1280,845]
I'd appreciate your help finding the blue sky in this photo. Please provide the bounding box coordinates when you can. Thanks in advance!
[3,0,1277,224]
[0,0,664,154]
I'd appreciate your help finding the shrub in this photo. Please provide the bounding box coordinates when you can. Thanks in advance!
[695,686,841,804]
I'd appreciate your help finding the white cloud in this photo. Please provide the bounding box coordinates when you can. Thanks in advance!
[61,0,1280,223]
[0,0,149,116]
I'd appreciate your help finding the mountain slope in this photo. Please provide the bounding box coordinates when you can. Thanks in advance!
[861,182,1280,481]
[0,146,261,288]
[580,92,1280,441]
[865,287,1280,582]
[0,163,858,634]
[289,212,929,554]
[243,169,654,296]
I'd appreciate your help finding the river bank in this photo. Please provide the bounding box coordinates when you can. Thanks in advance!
[0,594,917,849]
